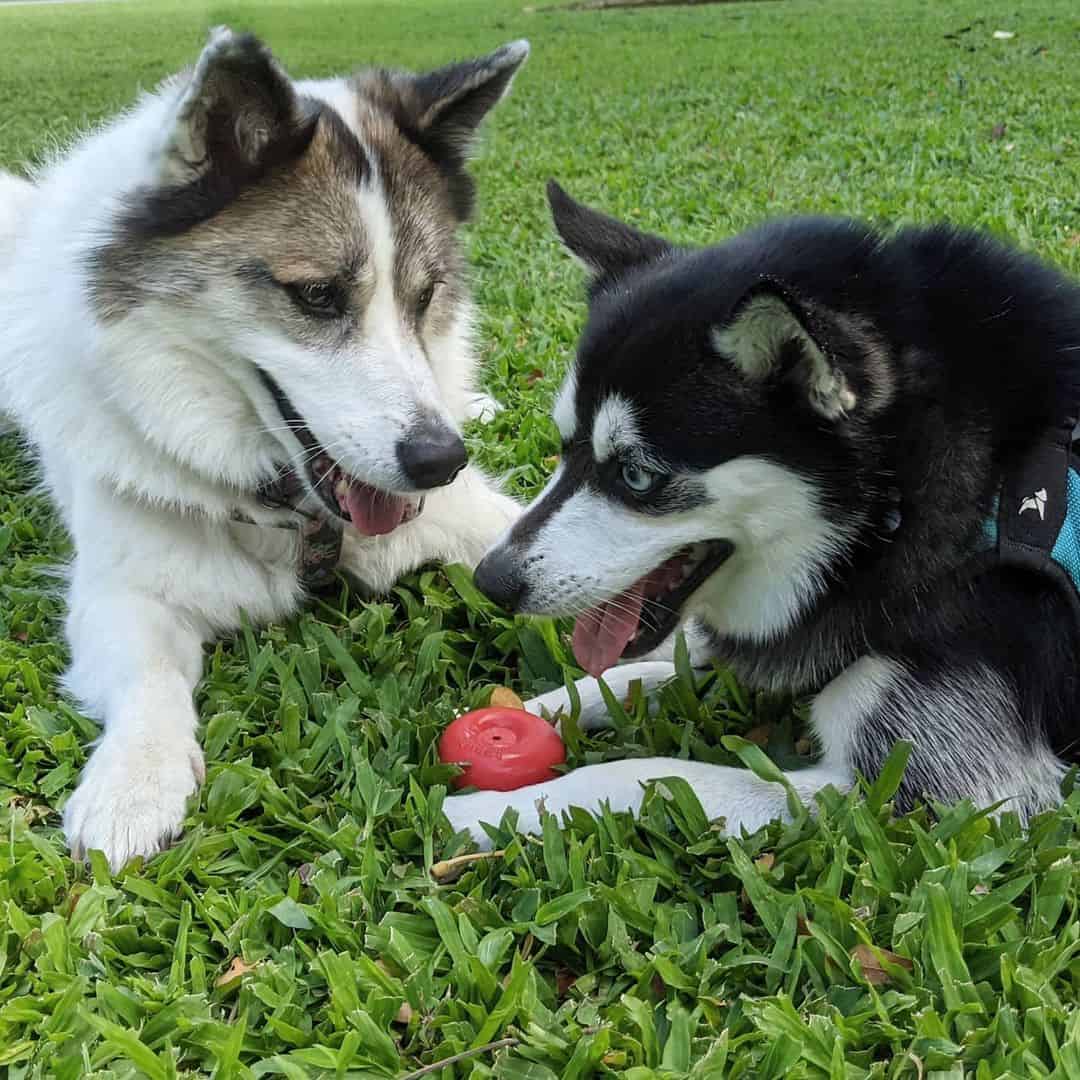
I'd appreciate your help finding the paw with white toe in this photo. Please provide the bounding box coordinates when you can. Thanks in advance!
[63,734,205,870]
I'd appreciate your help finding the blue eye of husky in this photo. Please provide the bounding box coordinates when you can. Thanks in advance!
[621,462,657,494]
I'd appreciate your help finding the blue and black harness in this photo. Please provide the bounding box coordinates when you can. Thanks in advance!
[976,415,1080,627]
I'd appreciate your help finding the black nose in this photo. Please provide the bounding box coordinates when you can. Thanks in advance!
[474,548,527,612]
[397,419,468,489]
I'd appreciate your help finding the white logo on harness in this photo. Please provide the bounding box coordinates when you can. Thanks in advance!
[1019,488,1048,521]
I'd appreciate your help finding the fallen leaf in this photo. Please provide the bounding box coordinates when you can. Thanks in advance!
[796,915,812,937]
[489,686,525,711]
[8,796,51,823]
[990,123,1006,140]
[744,724,772,748]
[394,1000,414,1024]
[525,368,545,385]
[556,967,578,997]
[65,885,88,917]
[851,943,913,986]
[754,853,776,873]
[216,956,257,987]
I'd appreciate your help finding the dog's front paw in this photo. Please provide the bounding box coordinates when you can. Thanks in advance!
[63,734,205,870]
[442,788,546,849]
[463,392,504,424]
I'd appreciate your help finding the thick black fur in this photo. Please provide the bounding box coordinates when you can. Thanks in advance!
[545,187,1080,815]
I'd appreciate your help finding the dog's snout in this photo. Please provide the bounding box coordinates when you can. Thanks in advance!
[397,419,468,489]
[474,548,527,612]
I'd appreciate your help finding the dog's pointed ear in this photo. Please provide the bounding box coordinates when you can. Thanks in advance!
[410,40,529,158]
[384,40,528,219]
[712,282,858,420]
[155,28,316,193]
[547,181,672,283]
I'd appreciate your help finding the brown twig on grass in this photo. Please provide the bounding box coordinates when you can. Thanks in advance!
[400,1037,519,1079]
[429,849,506,882]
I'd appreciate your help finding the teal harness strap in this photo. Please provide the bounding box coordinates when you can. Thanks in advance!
[978,416,1080,630]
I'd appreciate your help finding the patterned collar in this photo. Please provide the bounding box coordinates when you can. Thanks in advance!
[231,469,425,592]
[231,470,342,592]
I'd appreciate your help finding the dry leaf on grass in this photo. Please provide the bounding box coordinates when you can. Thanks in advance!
[851,943,913,985]
[744,724,772,748]
[489,686,525,711]
[215,957,257,987]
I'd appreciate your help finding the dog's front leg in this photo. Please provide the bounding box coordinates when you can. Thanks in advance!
[443,655,861,848]
[443,757,849,849]
[61,585,208,870]
[339,465,520,596]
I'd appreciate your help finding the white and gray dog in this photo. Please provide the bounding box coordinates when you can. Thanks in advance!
[0,29,528,868]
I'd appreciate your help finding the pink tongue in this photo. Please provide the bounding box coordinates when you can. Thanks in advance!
[342,481,407,536]
[572,583,645,677]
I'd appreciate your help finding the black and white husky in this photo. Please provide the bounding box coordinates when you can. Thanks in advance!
[0,29,529,868]
[444,182,1080,845]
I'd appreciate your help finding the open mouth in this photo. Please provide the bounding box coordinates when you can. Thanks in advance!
[257,370,421,537]
[571,540,733,677]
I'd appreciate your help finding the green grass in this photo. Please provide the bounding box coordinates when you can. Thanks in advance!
[3,0,1080,1075]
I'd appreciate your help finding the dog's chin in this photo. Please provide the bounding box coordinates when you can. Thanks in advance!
[571,540,733,676]
[256,369,421,537]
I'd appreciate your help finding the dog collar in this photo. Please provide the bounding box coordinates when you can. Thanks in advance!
[228,469,342,591]
[231,469,425,592]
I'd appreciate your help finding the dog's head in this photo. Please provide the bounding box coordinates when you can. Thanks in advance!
[89,29,527,532]
[476,185,897,674]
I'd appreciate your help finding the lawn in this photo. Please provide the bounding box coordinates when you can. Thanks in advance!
[2,0,1080,1075]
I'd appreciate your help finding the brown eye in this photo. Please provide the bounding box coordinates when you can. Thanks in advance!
[416,282,438,319]
[286,281,343,318]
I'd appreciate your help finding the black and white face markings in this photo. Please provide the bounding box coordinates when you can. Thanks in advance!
[475,319,850,662]
[552,377,709,515]
[475,374,735,666]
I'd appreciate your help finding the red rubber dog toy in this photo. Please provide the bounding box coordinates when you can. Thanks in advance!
[439,707,565,791]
